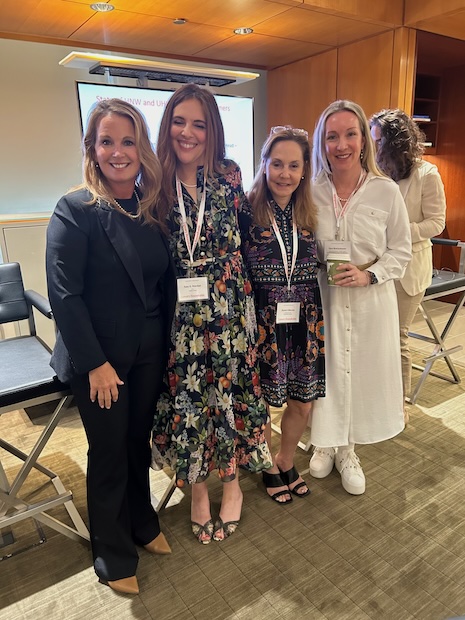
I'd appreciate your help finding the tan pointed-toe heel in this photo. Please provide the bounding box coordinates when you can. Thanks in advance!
[144,532,172,555]
[99,575,139,594]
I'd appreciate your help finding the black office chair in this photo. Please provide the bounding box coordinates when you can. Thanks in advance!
[0,262,89,556]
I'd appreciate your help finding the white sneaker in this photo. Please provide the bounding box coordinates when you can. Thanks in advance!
[335,449,365,495]
[309,447,336,478]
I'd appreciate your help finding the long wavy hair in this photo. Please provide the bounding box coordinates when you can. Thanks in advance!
[312,99,382,179]
[248,128,317,231]
[156,84,234,220]
[370,108,425,182]
[73,98,164,229]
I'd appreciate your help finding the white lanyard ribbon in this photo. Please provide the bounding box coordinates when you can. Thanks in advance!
[269,203,298,292]
[176,175,207,266]
[330,171,366,240]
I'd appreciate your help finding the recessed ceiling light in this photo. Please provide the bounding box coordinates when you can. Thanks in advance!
[233,27,253,35]
[173,18,188,25]
[90,3,115,12]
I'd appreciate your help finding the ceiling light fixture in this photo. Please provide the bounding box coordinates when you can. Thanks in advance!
[59,52,260,86]
[90,3,115,12]
[233,27,253,35]
[173,18,188,25]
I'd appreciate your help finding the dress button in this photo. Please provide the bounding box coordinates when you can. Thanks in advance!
[200,251,206,257]
[200,236,206,242]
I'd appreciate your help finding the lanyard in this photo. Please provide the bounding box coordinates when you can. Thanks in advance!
[175,175,207,266]
[269,203,298,292]
[330,171,366,240]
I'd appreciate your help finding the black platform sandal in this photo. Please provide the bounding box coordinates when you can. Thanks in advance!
[262,470,293,504]
[278,465,311,497]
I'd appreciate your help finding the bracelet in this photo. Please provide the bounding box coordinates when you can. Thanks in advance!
[365,270,371,287]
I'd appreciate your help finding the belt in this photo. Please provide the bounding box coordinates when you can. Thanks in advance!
[356,258,378,271]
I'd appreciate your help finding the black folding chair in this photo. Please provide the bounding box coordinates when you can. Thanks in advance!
[0,262,89,556]
[408,239,465,404]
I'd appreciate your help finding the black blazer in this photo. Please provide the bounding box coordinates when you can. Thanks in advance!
[46,188,176,383]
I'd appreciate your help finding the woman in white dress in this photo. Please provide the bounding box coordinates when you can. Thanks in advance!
[309,100,412,495]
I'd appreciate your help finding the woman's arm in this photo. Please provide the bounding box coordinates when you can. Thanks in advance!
[369,185,412,284]
[410,165,446,243]
[46,195,108,375]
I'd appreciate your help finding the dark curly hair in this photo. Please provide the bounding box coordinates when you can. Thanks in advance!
[369,109,425,182]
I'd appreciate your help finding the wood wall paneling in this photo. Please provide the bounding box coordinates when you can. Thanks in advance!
[267,49,337,135]
[336,30,394,117]
[390,27,417,112]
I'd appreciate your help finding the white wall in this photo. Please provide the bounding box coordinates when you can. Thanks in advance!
[0,38,268,215]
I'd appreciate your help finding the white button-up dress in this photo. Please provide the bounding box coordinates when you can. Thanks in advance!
[311,171,412,447]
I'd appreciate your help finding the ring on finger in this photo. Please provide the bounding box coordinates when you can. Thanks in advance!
[352,276,355,282]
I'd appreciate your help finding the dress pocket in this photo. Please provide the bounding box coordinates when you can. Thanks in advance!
[351,204,388,246]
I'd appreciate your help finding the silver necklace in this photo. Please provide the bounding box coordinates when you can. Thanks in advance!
[180,180,197,188]
[112,188,141,219]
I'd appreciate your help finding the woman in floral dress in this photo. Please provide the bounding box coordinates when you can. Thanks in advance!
[239,126,325,504]
[152,84,271,544]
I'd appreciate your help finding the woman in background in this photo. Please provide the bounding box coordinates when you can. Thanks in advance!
[47,99,175,594]
[239,126,325,504]
[151,84,271,544]
[370,109,446,415]
[309,100,411,495]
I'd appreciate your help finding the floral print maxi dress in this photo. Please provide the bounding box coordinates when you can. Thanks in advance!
[239,198,325,406]
[152,164,272,486]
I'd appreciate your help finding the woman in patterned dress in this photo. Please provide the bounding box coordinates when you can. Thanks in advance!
[151,84,271,543]
[239,127,325,504]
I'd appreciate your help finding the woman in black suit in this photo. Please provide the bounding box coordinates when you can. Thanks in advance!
[46,99,176,595]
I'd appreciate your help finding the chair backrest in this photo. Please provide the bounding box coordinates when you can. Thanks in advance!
[0,262,30,325]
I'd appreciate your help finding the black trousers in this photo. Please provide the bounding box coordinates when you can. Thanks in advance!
[71,316,165,581]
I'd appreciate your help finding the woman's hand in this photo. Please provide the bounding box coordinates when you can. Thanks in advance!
[89,362,124,409]
[334,263,370,287]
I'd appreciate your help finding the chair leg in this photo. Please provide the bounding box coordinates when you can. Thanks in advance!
[0,394,90,544]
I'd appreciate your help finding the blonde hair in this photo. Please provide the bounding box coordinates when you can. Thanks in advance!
[74,98,164,230]
[312,100,382,179]
[248,128,317,231]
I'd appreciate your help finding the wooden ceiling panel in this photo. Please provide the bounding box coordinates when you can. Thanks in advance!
[254,7,391,46]
[0,0,94,37]
[71,12,234,57]
[0,1,464,69]
[404,0,465,25]
[412,15,465,43]
[194,33,330,68]
[300,0,403,25]
[105,0,292,29]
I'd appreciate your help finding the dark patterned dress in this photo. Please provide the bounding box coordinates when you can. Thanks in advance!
[239,198,325,406]
[152,164,272,486]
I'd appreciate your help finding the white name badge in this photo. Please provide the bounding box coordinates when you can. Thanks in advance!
[276,302,300,324]
[177,276,209,302]
[324,240,352,260]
